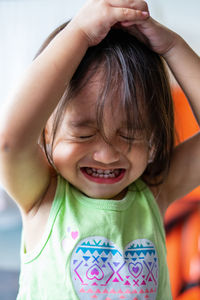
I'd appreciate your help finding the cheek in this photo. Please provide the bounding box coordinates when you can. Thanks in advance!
[128,143,149,167]
[52,142,86,169]
[52,143,73,168]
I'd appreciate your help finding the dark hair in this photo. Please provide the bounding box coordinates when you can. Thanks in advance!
[37,21,174,186]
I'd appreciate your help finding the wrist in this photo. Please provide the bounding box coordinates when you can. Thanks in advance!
[67,19,92,49]
[162,34,185,61]
[63,20,91,50]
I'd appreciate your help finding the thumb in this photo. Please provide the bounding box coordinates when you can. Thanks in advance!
[136,17,160,36]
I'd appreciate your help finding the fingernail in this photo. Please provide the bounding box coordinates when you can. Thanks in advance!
[142,11,149,17]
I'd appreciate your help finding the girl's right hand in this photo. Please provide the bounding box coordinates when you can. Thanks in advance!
[70,0,149,46]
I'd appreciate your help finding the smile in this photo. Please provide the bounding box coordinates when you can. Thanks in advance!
[81,167,126,184]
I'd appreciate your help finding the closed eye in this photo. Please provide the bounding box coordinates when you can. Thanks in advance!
[78,135,94,139]
[120,135,135,141]
[119,133,145,143]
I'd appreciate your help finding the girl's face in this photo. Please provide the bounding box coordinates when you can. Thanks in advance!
[50,73,150,200]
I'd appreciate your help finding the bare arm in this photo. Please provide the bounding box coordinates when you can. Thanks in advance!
[137,17,200,209]
[161,37,200,204]
[164,37,200,125]
[0,24,89,212]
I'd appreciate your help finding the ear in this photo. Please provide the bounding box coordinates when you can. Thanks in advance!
[148,136,156,164]
[44,126,50,145]
[148,148,155,164]
[44,116,53,145]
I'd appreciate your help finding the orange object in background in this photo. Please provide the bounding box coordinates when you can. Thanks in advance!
[176,287,200,300]
[165,87,200,299]
[172,87,200,198]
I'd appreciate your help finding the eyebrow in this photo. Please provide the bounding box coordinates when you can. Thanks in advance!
[68,119,96,128]
[69,119,145,130]
[120,121,145,130]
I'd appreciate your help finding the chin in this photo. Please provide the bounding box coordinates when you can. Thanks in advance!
[84,190,116,199]
[80,186,127,200]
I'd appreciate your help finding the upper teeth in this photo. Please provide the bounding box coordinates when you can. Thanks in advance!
[91,168,114,174]
[85,167,121,177]
[97,169,113,174]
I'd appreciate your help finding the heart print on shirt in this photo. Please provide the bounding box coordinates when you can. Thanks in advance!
[70,237,159,299]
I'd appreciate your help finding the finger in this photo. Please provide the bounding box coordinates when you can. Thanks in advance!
[120,17,149,27]
[136,16,160,37]
[112,7,149,24]
[120,21,136,27]
[137,16,158,31]
[121,24,151,46]
[108,0,148,12]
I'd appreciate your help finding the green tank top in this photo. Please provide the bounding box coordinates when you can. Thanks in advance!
[17,176,172,300]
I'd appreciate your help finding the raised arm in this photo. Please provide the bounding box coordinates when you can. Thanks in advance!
[162,36,200,202]
[0,0,149,213]
[0,23,89,212]
[136,16,200,207]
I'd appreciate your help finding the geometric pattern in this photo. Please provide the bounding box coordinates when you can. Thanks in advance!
[71,237,158,299]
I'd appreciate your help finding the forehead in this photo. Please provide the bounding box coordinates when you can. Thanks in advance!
[61,66,149,136]
[64,72,125,126]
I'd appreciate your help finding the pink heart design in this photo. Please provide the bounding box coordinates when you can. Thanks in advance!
[86,264,104,280]
[71,231,79,240]
[91,268,99,276]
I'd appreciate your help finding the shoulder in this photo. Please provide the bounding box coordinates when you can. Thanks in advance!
[149,183,170,219]
[134,178,167,219]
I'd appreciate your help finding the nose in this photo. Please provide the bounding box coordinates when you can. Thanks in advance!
[92,140,120,165]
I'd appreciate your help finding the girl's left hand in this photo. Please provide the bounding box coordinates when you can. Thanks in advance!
[122,11,179,57]
[136,17,178,57]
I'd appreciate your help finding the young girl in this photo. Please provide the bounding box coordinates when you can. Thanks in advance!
[0,0,200,299]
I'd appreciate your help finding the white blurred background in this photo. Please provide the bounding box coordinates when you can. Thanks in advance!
[0,0,199,299]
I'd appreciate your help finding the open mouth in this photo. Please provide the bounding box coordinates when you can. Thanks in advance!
[81,167,126,183]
